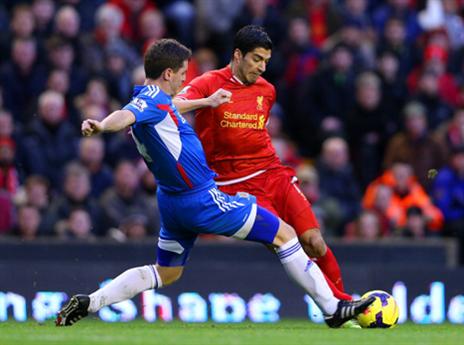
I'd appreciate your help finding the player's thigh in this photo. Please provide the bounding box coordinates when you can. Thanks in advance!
[275,178,320,236]
[156,227,197,268]
[219,183,278,215]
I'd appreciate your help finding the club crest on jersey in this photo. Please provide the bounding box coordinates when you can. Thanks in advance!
[256,96,264,110]
[130,98,148,112]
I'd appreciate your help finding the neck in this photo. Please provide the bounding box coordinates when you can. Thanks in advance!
[229,63,246,84]
[144,78,172,96]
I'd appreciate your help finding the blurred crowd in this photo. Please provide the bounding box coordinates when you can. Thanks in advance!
[0,0,464,255]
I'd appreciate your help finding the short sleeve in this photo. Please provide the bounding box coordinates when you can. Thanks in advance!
[177,73,213,100]
[123,94,165,124]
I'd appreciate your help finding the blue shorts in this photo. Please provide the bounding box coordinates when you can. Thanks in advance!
[156,181,280,266]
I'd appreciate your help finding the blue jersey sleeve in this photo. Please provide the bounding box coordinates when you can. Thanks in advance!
[123,93,166,125]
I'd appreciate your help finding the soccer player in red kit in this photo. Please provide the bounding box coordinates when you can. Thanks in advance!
[174,25,351,301]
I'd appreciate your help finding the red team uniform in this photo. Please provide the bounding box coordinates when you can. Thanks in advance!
[179,66,319,232]
[179,66,349,298]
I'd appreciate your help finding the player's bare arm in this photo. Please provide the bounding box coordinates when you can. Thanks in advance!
[81,110,136,137]
[173,88,232,114]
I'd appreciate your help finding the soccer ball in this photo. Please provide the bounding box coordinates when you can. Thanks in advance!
[356,290,399,328]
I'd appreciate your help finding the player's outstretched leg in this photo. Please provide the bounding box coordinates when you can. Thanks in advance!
[324,296,376,328]
[268,211,374,327]
[56,264,180,326]
[56,294,90,326]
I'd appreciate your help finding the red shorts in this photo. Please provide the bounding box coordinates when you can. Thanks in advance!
[218,166,319,236]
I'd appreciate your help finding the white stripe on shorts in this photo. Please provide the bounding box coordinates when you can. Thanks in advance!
[231,203,257,240]
[158,238,185,254]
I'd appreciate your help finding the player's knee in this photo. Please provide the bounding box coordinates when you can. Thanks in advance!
[300,229,326,258]
[272,220,297,247]
[156,265,183,286]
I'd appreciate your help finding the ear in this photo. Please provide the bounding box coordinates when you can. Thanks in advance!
[162,68,173,81]
[233,49,243,63]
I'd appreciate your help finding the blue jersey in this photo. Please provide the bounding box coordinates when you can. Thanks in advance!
[123,85,216,193]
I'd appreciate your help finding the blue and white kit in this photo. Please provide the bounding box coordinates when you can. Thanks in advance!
[123,85,279,266]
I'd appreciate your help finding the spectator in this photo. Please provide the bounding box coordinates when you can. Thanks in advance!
[22,90,78,189]
[408,33,459,107]
[100,160,158,235]
[7,4,36,40]
[102,46,133,103]
[324,18,375,70]
[185,48,219,85]
[20,175,50,219]
[340,0,371,30]
[347,210,382,240]
[74,78,120,119]
[47,69,69,96]
[397,206,432,238]
[15,204,41,240]
[434,107,464,155]
[375,50,408,133]
[32,0,55,38]
[411,70,454,129]
[376,17,418,76]
[0,138,19,195]
[282,17,320,89]
[59,208,95,240]
[0,191,14,235]
[131,64,145,86]
[286,0,342,49]
[297,43,356,155]
[120,214,148,240]
[233,0,287,48]
[195,0,244,65]
[0,3,35,62]
[54,5,80,43]
[316,137,361,235]
[161,1,196,48]
[372,0,422,43]
[296,162,336,234]
[267,105,301,168]
[443,0,464,49]
[109,0,156,44]
[43,162,104,236]
[80,3,140,74]
[46,36,88,99]
[136,8,165,53]
[347,72,388,187]
[78,136,113,198]
[0,37,48,124]
[363,161,444,232]
[383,101,446,188]
[432,145,464,261]
[363,184,396,235]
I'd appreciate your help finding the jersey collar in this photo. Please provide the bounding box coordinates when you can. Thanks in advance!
[227,65,245,85]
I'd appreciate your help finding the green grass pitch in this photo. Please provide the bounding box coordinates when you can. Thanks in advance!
[0,319,462,345]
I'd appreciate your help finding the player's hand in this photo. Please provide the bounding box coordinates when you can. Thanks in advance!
[207,88,232,108]
[81,119,103,137]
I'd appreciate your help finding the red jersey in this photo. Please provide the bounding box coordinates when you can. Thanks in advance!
[178,66,281,182]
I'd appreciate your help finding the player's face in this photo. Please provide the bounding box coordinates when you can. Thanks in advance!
[238,47,271,84]
[170,60,188,96]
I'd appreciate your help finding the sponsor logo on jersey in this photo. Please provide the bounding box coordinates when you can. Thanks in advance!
[220,111,266,130]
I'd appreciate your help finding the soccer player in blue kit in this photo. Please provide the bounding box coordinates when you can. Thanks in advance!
[56,39,374,328]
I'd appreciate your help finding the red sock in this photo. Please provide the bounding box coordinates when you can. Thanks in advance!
[316,246,346,292]
[322,271,352,301]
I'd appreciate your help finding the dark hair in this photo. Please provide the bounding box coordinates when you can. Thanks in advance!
[144,39,192,79]
[233,25,273,57]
